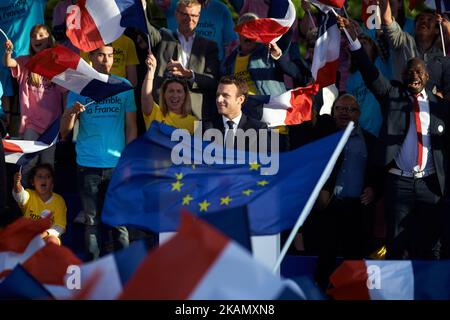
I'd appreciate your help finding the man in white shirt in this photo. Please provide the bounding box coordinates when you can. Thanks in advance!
[338,15,450,260]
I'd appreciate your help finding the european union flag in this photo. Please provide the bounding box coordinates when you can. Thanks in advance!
[102,122,345,235]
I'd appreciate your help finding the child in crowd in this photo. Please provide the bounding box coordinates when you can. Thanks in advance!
[12,163,67,245]
[3,24,67,184]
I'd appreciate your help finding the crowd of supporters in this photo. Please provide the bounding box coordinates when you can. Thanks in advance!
[0,0,450,293]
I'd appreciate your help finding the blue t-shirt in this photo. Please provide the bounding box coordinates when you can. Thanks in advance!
[0,0,47,96]
[66,76,136,168]
[165,0,237,60]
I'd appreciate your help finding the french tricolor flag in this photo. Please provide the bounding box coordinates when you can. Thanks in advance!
[311,12,340,88]
[66,0,148,52]
[119,211,305,300]
[2,118,59,165]
[48,241,148,300]
[0,217,50,280]
[25,45,133,102]
[0,216,81,287]
[308,0,345,13]
[234,0,296,44]
[246,84,319,127]
[328,260,450,300]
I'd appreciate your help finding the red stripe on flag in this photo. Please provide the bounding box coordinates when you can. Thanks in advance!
[0,270,12,279]
[316,59,339,88]
[285,84,319,125]
[2,140,23,153]
[0,217,51,252]
[66,0,105,52]
[235,19,290,44]
[327,261,371,300]
[318,0,346,7]
[22,243,82,286]
[26,45,80,80]
[120,211,229,299]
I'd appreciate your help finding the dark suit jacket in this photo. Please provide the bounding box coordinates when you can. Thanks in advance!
[351,47,450,195]
[148,24,219,120]
[202,113,270,152]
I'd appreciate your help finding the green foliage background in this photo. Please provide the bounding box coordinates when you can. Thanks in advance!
[45,0,422,29]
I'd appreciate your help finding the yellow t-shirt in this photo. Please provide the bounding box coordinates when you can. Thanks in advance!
[233,55,287,135]
[143,102,197,134]
[80,35,139,78]
[234,54,258,95]
[20,189,67,235]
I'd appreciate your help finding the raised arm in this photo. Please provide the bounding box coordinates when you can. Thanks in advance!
[141,53,157,116]
[60,101,85,140]
[380,0,393,26]
[12,170,29,207]
[379,0,414,50]
[337,15,392,105]
[3,40,17,68]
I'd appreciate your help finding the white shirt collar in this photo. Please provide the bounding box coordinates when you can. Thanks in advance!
[177,29,195,42]
[222,113,242,129]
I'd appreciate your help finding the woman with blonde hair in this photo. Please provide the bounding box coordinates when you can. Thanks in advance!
[141,53,197,133]
[3,24,67,184]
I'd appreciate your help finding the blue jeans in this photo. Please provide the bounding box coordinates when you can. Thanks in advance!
[77,166,129,261]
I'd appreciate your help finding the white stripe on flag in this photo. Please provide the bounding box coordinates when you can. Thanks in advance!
[85,0,125,45]
[366,261,414,300]
[5,153,24,164]
[76,58,109,83]
[0,236,46,276]
[78,254,123,300]
[261,108,288,127]
[52,68,94,95]
[262,91,292,127]
[188,242,286,300]
[311,24,340,79]
[271,0,297,43]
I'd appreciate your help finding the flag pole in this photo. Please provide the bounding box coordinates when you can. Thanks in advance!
[84,100,96,107]
[307,9,317,29]
[439,22,447,56]
[147,34,152,54]
[272,121,354,274]
[0,28,8,41]
[330,8,355,47]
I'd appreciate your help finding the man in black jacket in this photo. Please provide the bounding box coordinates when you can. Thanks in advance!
[338,16,450,259]
[203,75,271,154]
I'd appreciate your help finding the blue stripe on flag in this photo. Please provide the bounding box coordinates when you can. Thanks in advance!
[114,0,149,34]
[0,265,53,300]
[80,78,133,102]
[114,240,148,285]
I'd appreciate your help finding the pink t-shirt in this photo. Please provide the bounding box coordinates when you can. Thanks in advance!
[11,56,67,135]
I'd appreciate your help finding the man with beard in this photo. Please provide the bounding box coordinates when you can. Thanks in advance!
[337,16,450,260]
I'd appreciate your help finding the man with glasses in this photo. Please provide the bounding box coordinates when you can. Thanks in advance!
[147,0,220,121]
[156,0,238,61]
[312,93,378,290]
